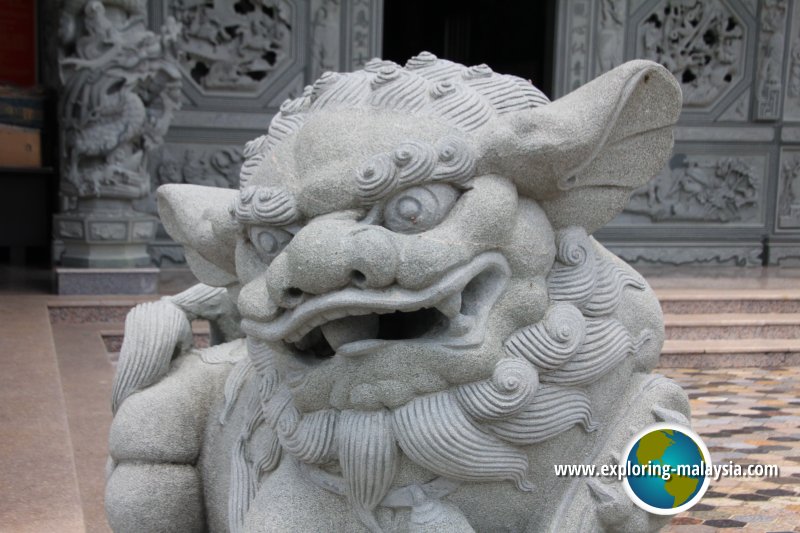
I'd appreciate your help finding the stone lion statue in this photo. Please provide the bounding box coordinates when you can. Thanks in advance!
[105,53,690,532]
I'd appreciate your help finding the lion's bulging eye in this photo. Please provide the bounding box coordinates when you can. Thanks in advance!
[248,226,293,261]
[383,183,459,234]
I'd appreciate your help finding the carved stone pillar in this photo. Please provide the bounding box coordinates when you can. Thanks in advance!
[53,0,182,272]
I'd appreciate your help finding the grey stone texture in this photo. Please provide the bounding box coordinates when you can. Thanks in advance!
[54,0,182,269]
[55,268,159,295]
[106,55,689,531]
[555,0,800,266]
[143,0,384,266]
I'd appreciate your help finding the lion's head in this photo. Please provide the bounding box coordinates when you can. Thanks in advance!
[157,53,681,531]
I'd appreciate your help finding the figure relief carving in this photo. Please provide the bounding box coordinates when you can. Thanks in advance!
[637,0,744,107]
[58,0,182,199]
[169,0,293,91]
[755,0,788,119]
[310,0,341,80]
[626,154,760,223]
[790,37,800,99]
[779,153,800,229]
[90,222,127,241]
[105,54,689,532]
[597,0,626,72]
[348,0,376,69]
[58,220,84,239]
[565,0,592,92]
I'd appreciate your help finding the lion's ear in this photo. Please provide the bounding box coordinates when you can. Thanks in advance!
[492,60,681,232]
[157,184,239,286]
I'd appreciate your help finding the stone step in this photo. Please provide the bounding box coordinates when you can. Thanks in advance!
[664,313,800,340]
[659,339,800,368]
[655,289,800,314]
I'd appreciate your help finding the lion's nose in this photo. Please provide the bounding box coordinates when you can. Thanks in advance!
[266,219,399,307]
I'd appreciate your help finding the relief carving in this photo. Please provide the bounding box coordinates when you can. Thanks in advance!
[58,220,84,239]
[90,222,127,241]
[106,56,686,532]
[755,0,788,119]
[159,146,244,189]
[626,154,760,223]
[565,0,592,92]
[778,153,800,229]
[348,0,375,69]
[310,0,341,80]
[169,0,293,91]
[597,0,626,72]
[614,246,763,266]
[58,0,182,199]
[637,0,744,107]
[134,146,244,220]
[790,37,800,100]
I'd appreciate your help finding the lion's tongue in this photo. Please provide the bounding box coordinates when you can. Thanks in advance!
[320,315,380,350]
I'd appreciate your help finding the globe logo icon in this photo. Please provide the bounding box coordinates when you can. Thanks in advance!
[622,423,712,515]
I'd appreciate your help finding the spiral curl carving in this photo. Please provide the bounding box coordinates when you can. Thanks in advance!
[430,81,457,99]
[355,153,398,203]
[504,304,586,371]
[432,136,477,183]
[371,64,402,88]
[392,141,438,184]
[455,358,539,420]
[547,227,597,307]
[488,385,597,445]
[541,320,652,387]
[392,391,533,491]
[404,51,438,70]
[463,64,494,79]
[232,185,299,226]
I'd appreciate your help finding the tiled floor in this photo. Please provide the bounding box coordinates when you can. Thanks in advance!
[662,368,800,532]
[1,290,800,531]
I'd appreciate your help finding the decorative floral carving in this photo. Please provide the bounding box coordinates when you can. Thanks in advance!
[157,147,244,189]
[637,0,744,107]
[169,0,293,91]
[626,155,760,222]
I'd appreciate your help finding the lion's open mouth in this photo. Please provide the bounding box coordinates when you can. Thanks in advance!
[241,252,511,364]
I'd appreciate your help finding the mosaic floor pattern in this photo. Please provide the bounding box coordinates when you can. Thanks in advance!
[662,367,800,532]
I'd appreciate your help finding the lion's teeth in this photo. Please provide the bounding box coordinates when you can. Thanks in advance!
[436,292,462,318]
[321,315,379,350]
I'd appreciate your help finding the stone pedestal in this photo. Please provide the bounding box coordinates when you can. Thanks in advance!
[52,1,183,293]
[55,267,159,295]
[54,199,158,268]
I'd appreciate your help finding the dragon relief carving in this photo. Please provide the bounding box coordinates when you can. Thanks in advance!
[105,55,689,532]
[169,0,292,91]
[638,0,744,107]
[58,0,182,199]
[626,154,760,223]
